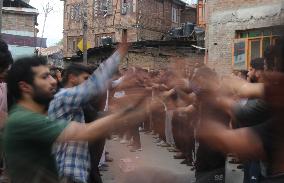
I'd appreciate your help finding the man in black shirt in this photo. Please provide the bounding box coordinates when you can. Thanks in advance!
[192,67,229,183]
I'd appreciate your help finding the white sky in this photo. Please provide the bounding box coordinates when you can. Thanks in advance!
[29,0,197,47]
[29,0,64,47]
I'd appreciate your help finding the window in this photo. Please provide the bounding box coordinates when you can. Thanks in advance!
[248,30,261,38]
[262,37,271,53]
[250,39,261,61]
[70,3,82,22]
[95,33,115,47]
[233,27,282,70]
[72,40,76,51]
[67,37,82,52]
[94,0,113,17]
[233,40,246,70]
[172,7,179,23]
[121,0,133,15]
[95,36,102,47]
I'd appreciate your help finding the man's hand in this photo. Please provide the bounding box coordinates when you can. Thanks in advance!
[221,76,264,98]
[160,88,176,101]
[197,119,265,159]
[221,76,246,95]
[176,105,195,114]
[110,88,150,113]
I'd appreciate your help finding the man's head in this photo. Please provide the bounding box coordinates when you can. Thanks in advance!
[192,66,218,91]
[50,67,62,82]
[0,39,13,82]
[7,57,57,107]
[61,64,92,87]
[247,58,265,83]
[237,70,248,80]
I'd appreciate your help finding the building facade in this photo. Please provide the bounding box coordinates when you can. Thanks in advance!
[204,0,284,75]
[62,0,197,58]
[1,0,41,59]
[196,0,206,28]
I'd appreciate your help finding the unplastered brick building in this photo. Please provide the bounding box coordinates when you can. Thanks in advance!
[203,0,284,75]
[61,0,197,58]
[1,0,43,59]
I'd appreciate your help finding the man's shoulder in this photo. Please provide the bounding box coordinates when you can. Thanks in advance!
[8,105,45,124]
[49,89,70,108]
[8,105,31,120]
[53,88,69,99]
[50,88,76,105]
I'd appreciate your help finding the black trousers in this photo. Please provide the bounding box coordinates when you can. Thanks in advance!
[260,175,284,183]
[88,138,106,183]
[196,168,225,183]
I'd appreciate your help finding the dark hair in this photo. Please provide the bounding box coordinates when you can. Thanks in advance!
[61,63,92,86]
[250,58,264,70]
[194,66,217,79]
[239,70,248,78]
[7,56,48,100]
[88,65,98,73]
[0,39,13,73]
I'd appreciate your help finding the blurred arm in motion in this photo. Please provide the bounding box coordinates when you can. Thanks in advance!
[222,76,264,99]
[197,119,265,160]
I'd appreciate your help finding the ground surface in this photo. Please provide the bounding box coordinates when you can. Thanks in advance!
[101,133,244,183]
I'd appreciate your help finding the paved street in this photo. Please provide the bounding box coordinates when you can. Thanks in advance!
[101,133,244,183]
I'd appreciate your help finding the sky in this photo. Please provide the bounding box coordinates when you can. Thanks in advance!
[29,0,197,47]
[29,0,64,47]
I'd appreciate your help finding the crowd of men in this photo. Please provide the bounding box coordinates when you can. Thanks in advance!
[0,33,284,183]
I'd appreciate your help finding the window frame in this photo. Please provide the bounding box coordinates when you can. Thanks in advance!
[233,32,279,70]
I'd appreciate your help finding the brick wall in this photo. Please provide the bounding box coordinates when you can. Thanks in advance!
[137,0,187,41]
[206,0,284,75]
[181,7,196,24]
[3,12,35,32]
[63,0,193,58]
[63,0,138,57]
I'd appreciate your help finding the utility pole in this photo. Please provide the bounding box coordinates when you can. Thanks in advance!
[0,0,3,37]
[82,0,88,64]
[39,2,53,55]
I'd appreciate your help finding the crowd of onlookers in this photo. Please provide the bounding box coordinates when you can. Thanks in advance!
[1,33,284,183]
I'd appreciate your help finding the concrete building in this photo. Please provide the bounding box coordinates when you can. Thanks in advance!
[204,0,284,75]
[1,0,44,59]
[62,0,197,58]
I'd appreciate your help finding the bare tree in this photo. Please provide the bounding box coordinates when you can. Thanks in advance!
[39,1,54,55]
